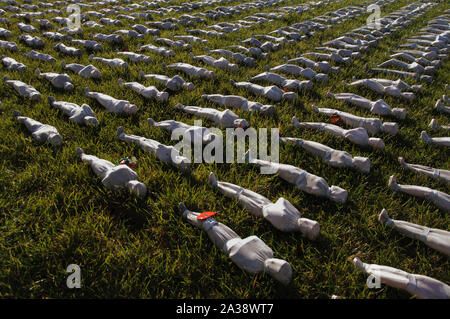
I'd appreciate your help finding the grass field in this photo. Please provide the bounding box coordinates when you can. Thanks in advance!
[0,0,449,298]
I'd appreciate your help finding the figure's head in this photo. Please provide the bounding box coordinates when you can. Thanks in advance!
[283,92,297,102]
[84,116,98,126]
[391,108,406,120]
[264,258,292,285]
[382,122,399,136]
[297,218,320,241]
[329,186,348,203]
[234,119,249,129]
[127,180,147,197]
[124,103,137,114]
[351,156,370,173]
[182,82,194,91]
[64,82,74,92]
[48,133,63,146]
[368,138,384,150]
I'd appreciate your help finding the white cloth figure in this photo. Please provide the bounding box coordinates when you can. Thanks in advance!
[147,118,217,144]
[19,34,44,48]
[248,157,348,203]
[71,39,102,51]
[61,62,101,79]
[116,51,152,63]
[139,71,194,92]
[3,76,41,101]
[230,45,268,59]
[343,78,415,101]
[89,55,128,69]
[2,56,26,71]
[205,47,255,67]
[249,72,313,91]
[48,96,98,126]
[153,36,191,50]
[201,94,275,115]
[327,92,406,120]
[191,53,238,72]
[398,157,450,183]
[302,51,351,64]
[13,111,63,146]
[54,43,82,56]
[118,79,168,101]
[379,58,436,75]
[35,69,74,92]
[435,99,450,114]
[421,131,450,147]
[269,64,328,82]
[429,119,450,132]
[379,209,450,256]
[390,52,441,67]
[139,44,174,57]
[174,35,207,44]
[369,66,433,83]
[208,172,320,239]
[24,50,56,62]
[117,127,190,172]
[389,175,450,213]
[92,33,123,44]
[353,257,450,299]
[230,79,297,103]
[0,40,18,51]
[311,105,399,136]
[284,56,339,73]
[178,202,293,285]
[77,147,147,197]
[280,137,370,173]
[175,103,248,129]
[166,62,215,79]
[84,88,137,115]
[292,116,385,150]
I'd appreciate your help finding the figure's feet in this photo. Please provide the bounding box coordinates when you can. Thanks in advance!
[117,126,125,140]
[12,110,21,118]
[378,208,390,225]
[48,96,56,105]
[388,175,399,191]
[76,147,84,157]
[353,257,364,270]
[147,118,156,126]
[178,202,188,215]
[326,91,334,98]
[398,156,406,167]
[208,172,218,187]
[420,130,431,143]
[429,119,438,130]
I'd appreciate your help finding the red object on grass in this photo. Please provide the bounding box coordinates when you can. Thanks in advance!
[197,212,216,220]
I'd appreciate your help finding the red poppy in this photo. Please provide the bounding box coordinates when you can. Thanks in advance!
[197,211,216,220]
[330,114,342,125]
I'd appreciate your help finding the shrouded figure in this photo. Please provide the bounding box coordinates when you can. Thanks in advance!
[379,209,450,256]
[398,157,450,183]
[140,71,194,92]
[190,53,238,72]
[208,172,320,240]
[77,147,147,197]
[54,43,82,56]
[268,64,328,82]
[174,35,208,44]
[175,103,248,128]
[165,62,214,79]
[19,34,44,48]
[24,50,56,62]
[117,126,190,172]
[292,116,385,150]
[0,40,18,51]
[89,55,128,69]
[368,66,433,83]
[147,118,218,145]
[343,78,415,101]
[138,44,173,57]
[61,62,101,79]
[435,99,450,114]
[248,72,312,91]
[201,94,275,115]
[315,46,361,59]
[205,47,254,67]
[13,111,63,146]
[84,88,137,115]
[2,56,26,71]
[353,258,450,299]
[379,58,436,75]
[231,79,297,102]
[327,92,406,119]
[389,175,450,212]
[48,96,98,126]
[35,69,74,92]
[311,105,398,135]
[301,51,351,64]
[429,119,450,132]
[92,33,123,44]
[3,76,41,101]
[390,52,441,67]
[280,136,370,173]
[71,39,102,51]
[153,37,190,50]
[116,51,152,63]
[118,78,168,101]
[248,156,348,203]
[178,202,293,284]
[230,45,268,59]
[421,131,450,147]
[284,56,339,73]
[391,49,444,61]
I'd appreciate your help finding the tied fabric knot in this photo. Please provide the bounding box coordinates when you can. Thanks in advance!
[420,227,431,242]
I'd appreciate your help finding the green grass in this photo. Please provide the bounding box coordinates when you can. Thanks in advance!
[0,0,449,298]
